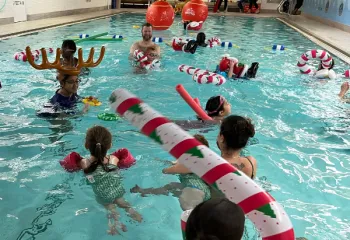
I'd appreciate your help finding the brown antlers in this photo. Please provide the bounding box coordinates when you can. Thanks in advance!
[25,46,106,76]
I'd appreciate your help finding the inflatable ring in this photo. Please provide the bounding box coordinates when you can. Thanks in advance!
[193,72,226,86]
[109,89,295,240]
[97,113,120,121]
[178,64,209,75]
[82,96,101,106]
[297,49,333,74]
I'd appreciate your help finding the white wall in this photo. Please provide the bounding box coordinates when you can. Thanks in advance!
[260,0,279,10]
[0,0,109,20]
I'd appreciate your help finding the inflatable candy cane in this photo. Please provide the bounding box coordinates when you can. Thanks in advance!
[133,49,148,63]
[109,89,295,240]
[297,49,333,74]
[193,72,226,86]
[178,64,209,75]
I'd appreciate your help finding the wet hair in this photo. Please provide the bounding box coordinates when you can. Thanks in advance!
[196,32,206,45]
[318,59,335,70]
[62,40,77,53]
[84,126,114,174]
[142,22,153,31]
[205,96,225,117]
[194,134,209,147]
[185,198,245,240]
[220,115,255,150]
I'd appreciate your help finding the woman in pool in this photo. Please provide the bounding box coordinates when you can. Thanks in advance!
[216,56,259,79]
[130,134,212,211]
[217,115,257,179]
[81,126,142,235]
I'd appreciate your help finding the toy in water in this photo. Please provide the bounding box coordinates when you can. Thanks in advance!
[146,0,175,30]
[97,113,120,121]
[133,49,161,70]
[60,149,136,172]
[70,34,124,42]
[182,0,208,22]
[109,88,295,240]
[272,44,285,51]
[25,46,105,75]
[221,41,240,49]
[206,37,221,48]
[184,21,203,31]
[314,68,337,80]
[14,48,54,62]
[345,70,350,78]
[133,25,140,29]
[112,148,136,169]
[176,84,211,120]
[72,32,109,43]
[178,64,226,85]
[297,49,333,75]
[82,96,101,106]
[152,37,163,43]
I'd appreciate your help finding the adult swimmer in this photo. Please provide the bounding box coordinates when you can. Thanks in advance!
[129,23,161,58]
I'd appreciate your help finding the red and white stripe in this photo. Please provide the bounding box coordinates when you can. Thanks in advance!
[110,88,295,240]
[133,49,148,63]
[297,49,333,74]
[14,48,53,62]
[193,72,226,86]
[206,37,221,48]
[178,64,209,75]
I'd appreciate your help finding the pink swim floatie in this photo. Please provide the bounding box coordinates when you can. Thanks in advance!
[59,152,82,172]
[112,148,136,169]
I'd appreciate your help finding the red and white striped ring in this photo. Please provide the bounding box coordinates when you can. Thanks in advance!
[297,49,333,74]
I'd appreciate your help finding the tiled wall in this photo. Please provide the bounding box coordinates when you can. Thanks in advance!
[303,0,350,26]
[0,0,109,20]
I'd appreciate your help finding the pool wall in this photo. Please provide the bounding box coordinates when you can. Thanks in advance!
[0,0,110,25]
[302,0,350,31]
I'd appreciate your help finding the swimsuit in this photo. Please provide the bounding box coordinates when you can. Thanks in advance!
[179,174,211,201]
[85,160,125,204]
[50,90,80,109]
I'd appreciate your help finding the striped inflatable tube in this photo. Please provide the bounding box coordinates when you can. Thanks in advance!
[178,64,209,75]
[152,37,163,43]
[133,49,148,63]
[221,41,233,48]
[272,45,285,51]
[109,89,295,240]
[297,50,333,74]
[193,72,226,86]
[344,70,350,78]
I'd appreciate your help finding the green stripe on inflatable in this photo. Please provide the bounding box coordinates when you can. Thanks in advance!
[74,32,108,43]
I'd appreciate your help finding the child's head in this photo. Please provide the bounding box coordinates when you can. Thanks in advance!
[146,46,158,61]
[185,198,245,240]
[217,115,255,151]
[193,134,209,147]
[84,126,112,173]
[319,59,335,70]
[196,32,206,44]
[61,40,77,59]
[205,96,231,118]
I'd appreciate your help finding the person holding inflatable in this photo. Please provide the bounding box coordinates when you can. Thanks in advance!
[130,134,212,211]
[217,115,257,179]
[129,23,161,58]
[81,126,142,235]
[216,55,259,79]
[185,198,245,240]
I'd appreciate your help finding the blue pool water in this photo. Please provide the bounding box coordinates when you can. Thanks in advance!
[1,13,350,240]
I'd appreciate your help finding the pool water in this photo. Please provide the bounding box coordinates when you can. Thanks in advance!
[1,13,350,240]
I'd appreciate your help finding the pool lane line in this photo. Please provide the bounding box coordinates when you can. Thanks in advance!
[277,17,350,65]
[0,11,128,40]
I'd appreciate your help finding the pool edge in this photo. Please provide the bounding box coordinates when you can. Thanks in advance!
[277,17,350,65]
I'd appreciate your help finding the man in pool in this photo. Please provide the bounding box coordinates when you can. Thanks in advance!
[129,23,160,58]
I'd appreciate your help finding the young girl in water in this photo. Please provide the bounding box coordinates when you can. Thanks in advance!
[130,134,212,210]
[81,126,142,235]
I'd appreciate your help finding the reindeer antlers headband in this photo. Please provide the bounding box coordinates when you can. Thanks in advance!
[25,46,106,76]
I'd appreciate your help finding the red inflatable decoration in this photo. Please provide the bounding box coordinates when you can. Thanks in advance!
[146,0,175,30]
[181,0,208,22]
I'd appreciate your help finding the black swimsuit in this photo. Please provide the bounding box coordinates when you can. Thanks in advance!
[245,157,255,179]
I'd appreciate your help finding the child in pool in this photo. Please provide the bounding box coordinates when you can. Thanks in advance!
[174,95,231,131]
[216,55,259,79]
[130,134,212,210]
[80,126,142,235]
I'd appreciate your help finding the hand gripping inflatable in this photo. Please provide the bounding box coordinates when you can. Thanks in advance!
[109,88,295,240]
[297,49,333,74]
